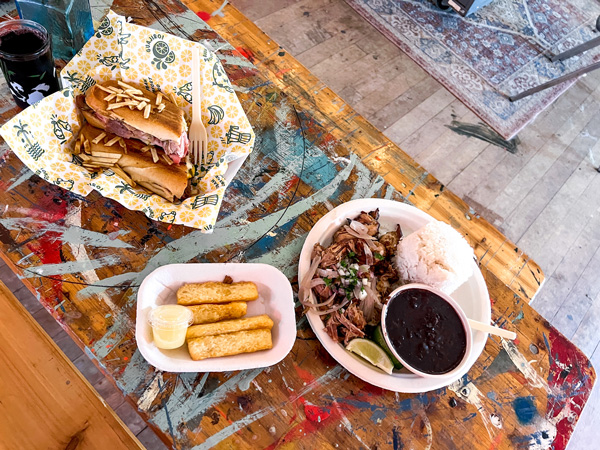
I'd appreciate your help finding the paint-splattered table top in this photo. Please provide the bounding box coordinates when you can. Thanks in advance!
[0,0,594,448]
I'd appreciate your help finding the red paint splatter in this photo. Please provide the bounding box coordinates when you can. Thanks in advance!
[488,431,503,450]
[22,194,69,306]
[196,11,211,21]
[509,371,528,386]
[235,46,254,63]
[264,398,335,450]
[275,68,292,78]
[545,329,595,450]
[302,400,331,423]
[27,232,63,305]
[293,364,316,385]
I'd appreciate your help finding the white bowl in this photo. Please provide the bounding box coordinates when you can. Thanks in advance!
[381,283,473,379]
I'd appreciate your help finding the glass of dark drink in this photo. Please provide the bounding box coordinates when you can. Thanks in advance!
[0,20,60,109]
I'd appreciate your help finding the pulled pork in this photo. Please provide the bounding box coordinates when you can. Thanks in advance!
[324,304,367,345]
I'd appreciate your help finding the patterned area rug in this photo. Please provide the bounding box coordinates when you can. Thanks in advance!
[345,0,600,139]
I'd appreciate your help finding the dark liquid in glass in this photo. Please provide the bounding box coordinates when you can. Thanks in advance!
[0,27,60,109]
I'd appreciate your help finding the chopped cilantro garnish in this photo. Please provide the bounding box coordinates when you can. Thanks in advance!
[340,260,349,268]
[374,252,384,261]
[348,251,356,259]
[323,277,332,287]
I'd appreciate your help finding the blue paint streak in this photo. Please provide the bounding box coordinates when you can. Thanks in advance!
[370,409,387,424]
[157,377,176,445]
[512,311,524,323]
[326,392,436,417]
[463,412,477,422]
[542,332,554,367]
[487,391,502,407]
[511,429,551,446]
[259,127,340,191]
[244,218,295,259]
[247,81,271,91]
[392,426,403,450]
[513,396,537,425]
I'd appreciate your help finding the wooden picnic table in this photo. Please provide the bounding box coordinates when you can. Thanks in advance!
[0,281,145,450]
[0,0,594,448]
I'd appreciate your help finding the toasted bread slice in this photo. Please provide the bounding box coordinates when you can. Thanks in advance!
[85,80,186,143]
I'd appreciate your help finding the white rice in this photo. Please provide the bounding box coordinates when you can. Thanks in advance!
[395,220,474,294]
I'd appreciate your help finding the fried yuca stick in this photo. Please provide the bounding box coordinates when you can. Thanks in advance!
[177,281,259,305]
[187,329,272,360]
[187,302,247,325]
[186,315,273,339]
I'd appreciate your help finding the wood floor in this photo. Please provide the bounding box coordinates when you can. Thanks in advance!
[1,0,599,448]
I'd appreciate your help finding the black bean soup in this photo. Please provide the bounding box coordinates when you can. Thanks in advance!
[384,288,466,374]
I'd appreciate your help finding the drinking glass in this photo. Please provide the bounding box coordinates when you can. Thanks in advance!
[0,20,60,108]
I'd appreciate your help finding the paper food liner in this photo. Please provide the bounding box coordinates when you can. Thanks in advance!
[0,11,254,232]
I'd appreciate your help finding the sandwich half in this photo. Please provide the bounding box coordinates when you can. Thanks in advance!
[77,80,189,164]
[78,124,188,202]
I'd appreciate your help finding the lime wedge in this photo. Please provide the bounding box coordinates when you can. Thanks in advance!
[346,338,394,374]
[373,325,403,370]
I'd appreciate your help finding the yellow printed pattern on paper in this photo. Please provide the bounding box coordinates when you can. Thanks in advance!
[0,11,254,232]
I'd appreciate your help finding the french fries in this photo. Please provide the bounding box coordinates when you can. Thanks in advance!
[177,281,259,305]
[186,315,273,339]
[187,329,272,360]
[187,302,247,325]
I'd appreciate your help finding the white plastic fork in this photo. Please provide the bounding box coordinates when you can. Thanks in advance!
[189,46,208,167]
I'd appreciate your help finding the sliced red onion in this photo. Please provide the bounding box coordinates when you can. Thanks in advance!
[363,242,373,266]
[349,220,369,235]
[365,238,379,251]
[310,278,326,288]
[317,268,338,278]
[313,298,350,316]
[303,290,337,308]
[343,225,376,241]
[361,285,377,323]
[299,255,322,305]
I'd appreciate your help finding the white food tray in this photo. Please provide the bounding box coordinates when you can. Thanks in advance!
[136,263,296,372]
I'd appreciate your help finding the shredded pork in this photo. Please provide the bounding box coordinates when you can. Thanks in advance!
[304,209,402,342]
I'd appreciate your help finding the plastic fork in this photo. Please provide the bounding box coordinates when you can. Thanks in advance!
[189,46,208,167]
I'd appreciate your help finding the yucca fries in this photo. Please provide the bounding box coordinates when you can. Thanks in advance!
[187,329,272,360]
[186,315,273,339]
[187,302,247,325]
[177,281,259,305]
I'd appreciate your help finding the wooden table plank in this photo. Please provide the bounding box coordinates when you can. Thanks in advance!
[0,1,593,449]
[0,281,145,450]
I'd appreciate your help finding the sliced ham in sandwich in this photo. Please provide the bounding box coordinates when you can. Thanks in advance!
[78,80,189,164]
